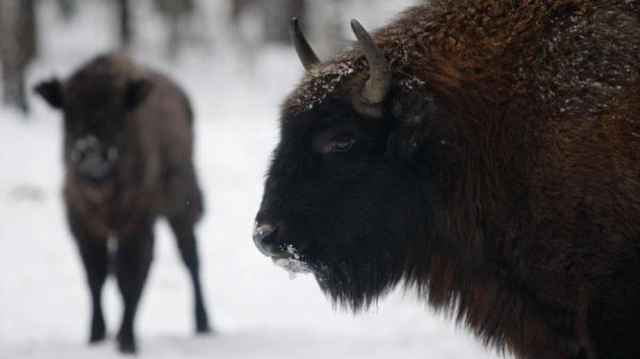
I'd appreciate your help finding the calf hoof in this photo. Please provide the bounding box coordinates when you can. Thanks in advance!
[196,313,212,334]
[196,323,212,334]
[89,331,106,344]
[89,322,106,343]
[117,332,137,354]
[118,339,137,354]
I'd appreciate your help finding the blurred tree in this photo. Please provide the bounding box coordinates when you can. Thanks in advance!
[117,0,131,48]
[232,0,305,44]
[307,0,343,58]
[57,0,77,21]
[231,0,250,21]
[0,0,37,113]
[231,0,248,22]
[23,0,36,61]
[263,0,305,43]
[155,0,194,59]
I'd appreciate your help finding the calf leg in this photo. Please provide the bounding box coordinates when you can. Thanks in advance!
[76,236,109,343]
[115,222,154,354]
[169,215,211,333]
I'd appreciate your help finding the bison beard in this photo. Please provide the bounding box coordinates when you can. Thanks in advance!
[255,1,640,359]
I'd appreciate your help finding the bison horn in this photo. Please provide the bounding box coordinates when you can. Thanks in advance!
[351,19,391,105]
[290,18,320,70]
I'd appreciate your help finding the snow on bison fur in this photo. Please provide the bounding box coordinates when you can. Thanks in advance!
[253,1,640,358]
[35,54,211,353]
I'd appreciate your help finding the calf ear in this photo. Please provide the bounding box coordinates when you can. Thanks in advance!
[124,79,152,110]
[34,78,63,109]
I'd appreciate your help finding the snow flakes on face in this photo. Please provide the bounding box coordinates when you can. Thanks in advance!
[399,76,427,91]
[286,60,356,116]
[273,244,312,280]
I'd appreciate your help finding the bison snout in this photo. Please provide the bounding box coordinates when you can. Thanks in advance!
[70,135,118,181]
[253,221,284,258]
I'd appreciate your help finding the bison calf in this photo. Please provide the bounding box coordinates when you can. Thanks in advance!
[35,54,211,353]
[254,1,640,359]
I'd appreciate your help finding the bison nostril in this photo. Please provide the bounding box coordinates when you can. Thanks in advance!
[253,222,280,257]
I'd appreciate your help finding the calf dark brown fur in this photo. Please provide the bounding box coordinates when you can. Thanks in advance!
[35,54,211,353]
[254,1,640,358]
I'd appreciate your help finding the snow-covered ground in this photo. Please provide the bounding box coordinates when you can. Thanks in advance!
[0,1,509,358]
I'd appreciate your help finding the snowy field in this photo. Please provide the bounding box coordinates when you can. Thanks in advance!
[0,1,509,358]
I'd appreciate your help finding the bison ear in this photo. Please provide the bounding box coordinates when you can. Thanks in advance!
[124,79,152,110]
[34,78,63,109]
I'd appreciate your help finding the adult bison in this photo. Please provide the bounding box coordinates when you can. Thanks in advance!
[253,1,640,358]
[35,54,211,353]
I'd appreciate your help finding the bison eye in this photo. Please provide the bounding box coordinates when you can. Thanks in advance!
[331,137,356,152]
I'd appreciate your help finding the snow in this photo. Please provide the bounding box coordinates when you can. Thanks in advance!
[0,1,508,358]
[273,245,313,280]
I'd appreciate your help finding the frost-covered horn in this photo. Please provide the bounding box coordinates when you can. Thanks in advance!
[290,18,320,70]
[351,19,390,105]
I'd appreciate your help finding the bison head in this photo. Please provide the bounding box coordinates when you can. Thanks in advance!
[254,20,446,309]
[35,56,151,182]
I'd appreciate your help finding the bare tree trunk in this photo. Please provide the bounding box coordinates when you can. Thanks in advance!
[289,0,305,27]
[57,0,77,21]
[308,0,343,58]
[23,0,36,61]
[231,0,252,22]
[261,0,305,44]
[0,0,37,114]
[155,0,193,59]
[118,0,131,48]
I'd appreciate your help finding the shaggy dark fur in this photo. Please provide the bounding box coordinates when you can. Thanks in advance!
[254,1,640,358]
[35,54,211,353]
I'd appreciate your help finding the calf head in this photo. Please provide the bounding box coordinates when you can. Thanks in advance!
[255,20,443,309]
[35,56,151,182]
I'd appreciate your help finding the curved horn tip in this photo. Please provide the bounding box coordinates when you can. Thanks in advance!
[290,17,320,71]
[350,19,378,48]
[350,18,391,106]
[350,19,364,32]
[290,17,300,34]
